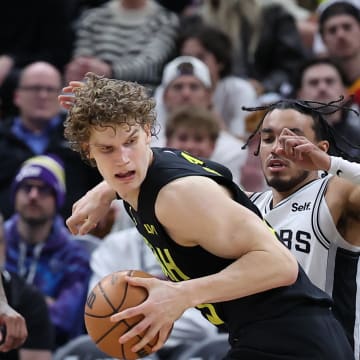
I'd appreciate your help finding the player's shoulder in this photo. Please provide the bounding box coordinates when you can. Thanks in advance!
[326,173,356,200]
[153,147,233,180]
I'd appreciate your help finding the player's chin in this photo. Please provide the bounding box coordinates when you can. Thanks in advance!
[266,177,291,192]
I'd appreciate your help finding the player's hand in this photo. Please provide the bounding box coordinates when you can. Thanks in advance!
[66,181,117,235]
[110,276,187,353]
[276,128,331,171]
[58,81,84,110]
[0,302,27,352]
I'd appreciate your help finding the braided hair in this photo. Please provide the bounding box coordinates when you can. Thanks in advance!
[242,97,360,162]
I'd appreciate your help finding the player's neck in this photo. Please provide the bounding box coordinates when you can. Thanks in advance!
[271,173,319,206]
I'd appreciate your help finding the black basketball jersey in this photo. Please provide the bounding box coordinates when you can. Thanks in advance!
[124,148,332,336]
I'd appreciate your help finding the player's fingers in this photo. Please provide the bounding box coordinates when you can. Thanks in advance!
[78,219,98,235]
[0,319,26,352]
[69,81,84,88]
[119,318,150,344]
[67,216,97,235]
[61,86,74,93]
[61,81,84,93]
[126,276,152,289]
[293,143,314,160]
[58,94,75,110]
[151,325,173,352]
[130,324,159,353]
[110,304,142,323]
[280,138,297,157]
[66,214,81,235]
[280,128,296,136]
[58,94,74,101]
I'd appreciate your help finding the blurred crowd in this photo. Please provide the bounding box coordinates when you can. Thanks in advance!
[1,0,360,359]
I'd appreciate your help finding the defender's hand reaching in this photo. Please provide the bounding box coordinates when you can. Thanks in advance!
[276,128,331,171]
[66,181,116,235]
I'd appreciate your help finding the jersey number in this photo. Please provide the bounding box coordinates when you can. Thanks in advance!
[279,229,311,253]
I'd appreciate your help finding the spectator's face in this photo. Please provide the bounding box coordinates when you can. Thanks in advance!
[163,76,212,112]
[14,64,62,123]
[15,179,56,226]
[297,64,348,103]
[322,14,360,60]
[259,109,317,193]
[167,127,215,158]
[181,38,221,84]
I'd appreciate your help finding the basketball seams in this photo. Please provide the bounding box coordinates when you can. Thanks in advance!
[95,319,126,344]
[85,270,159,359]
[85,271,132,318]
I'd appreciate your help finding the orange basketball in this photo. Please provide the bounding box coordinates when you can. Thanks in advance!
[84,269,158,360]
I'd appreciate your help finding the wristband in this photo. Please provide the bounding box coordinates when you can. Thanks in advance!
[328,156,360,184]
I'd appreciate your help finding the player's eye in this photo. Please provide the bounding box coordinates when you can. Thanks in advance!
[124,137,137,146]
[261,136,274,144]
[98,146,113,153]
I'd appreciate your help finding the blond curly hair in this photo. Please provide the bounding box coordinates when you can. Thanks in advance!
[64,72,157,164]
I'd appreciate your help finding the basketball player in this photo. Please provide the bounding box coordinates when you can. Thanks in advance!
[59,73,354,359]
[243,99,360,357]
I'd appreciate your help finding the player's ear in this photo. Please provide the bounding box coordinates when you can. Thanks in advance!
[143,125,152,144]
[317,140,329,153]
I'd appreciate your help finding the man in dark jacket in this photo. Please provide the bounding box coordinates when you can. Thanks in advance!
[0,61,102,220]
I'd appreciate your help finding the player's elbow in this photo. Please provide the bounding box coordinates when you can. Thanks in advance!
[278,252,299,287]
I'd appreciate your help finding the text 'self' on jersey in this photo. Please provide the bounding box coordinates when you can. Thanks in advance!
[123,148,332,337]
[250,176,360,352]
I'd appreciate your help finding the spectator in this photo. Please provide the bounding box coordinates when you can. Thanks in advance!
[0,0,74,118]
[177,24,258,139]
[165,106,220,159]
[153,56,248,185]
[295,57,360,159]
[264,0,318,52]
[0,213,53,360]
[65,0,179,90]
[187,0,308,96]
[4,155,92,348]
[0,61,102,220]
[319,1,360,105]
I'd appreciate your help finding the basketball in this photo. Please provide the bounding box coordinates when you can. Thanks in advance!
[84,269,158,360]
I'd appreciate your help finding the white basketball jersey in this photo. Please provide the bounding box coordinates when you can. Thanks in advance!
[250,176,360,357]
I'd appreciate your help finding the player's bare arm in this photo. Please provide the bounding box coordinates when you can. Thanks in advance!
[111,176,298,352]
[155,176,298,298]
[324,177,360,246]
[0,286,27,352]
[66,180,116,235]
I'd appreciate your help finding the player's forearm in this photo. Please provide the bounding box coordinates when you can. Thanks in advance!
[96,180,117,200]
[0,277,8,305]
[328,156,360,184]
[179,249,298,307]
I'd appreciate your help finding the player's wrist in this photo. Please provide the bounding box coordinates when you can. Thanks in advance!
[328,156,360,184]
